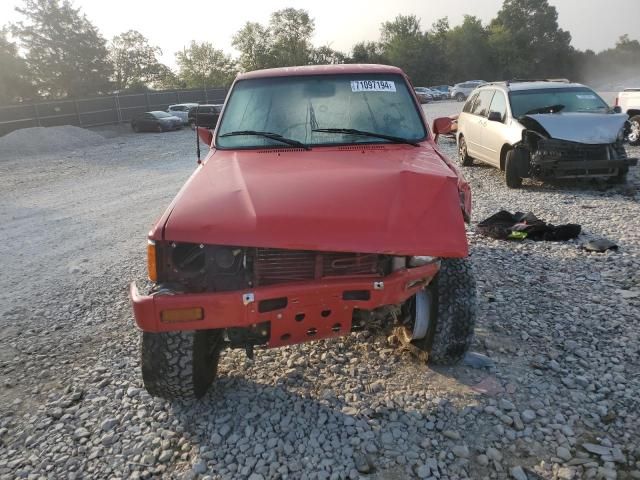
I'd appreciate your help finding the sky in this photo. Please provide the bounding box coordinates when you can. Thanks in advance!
[2,0,639,68]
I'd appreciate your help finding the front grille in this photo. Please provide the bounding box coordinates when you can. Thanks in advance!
[254,248,386,286]
[535,138,608,163]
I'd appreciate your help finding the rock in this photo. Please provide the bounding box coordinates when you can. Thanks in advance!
[452,445,470,458]
[510,465,528,480]
[476,454,489,466]
[486,447,503,462]
[556,447,572,462]
[158,450,173,463]
[416,464,431,478]
[192,461,207,475]
[499,399,515,411]
[101,418,118,432]
[582,443,611,456]
[353,453,372,474]
[521,410,536,423]
[443,430,460,440]
[73,427,90,439]
[463,352,495,368]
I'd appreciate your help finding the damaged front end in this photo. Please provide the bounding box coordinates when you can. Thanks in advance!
[518,114,638,180]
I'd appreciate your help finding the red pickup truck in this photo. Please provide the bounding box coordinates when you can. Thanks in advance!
[130,64,476,401]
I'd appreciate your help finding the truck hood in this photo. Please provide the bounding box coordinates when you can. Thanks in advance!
[520,112,627,144]
[161,145,468,257]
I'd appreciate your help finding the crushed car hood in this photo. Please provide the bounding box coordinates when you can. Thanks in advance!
[520,112,627,144]
[160,145,468,257]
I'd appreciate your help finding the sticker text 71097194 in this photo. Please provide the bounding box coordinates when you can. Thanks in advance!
[351,80,397,93]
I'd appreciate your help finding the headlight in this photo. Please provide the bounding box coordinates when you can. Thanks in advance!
[409,256,438,267]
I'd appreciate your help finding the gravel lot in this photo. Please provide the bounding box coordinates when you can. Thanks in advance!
[0,103,638,480]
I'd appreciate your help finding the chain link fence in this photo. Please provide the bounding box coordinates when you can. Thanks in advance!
[0,88,228,137]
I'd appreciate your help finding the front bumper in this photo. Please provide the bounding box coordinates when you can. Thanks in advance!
[533,157,638,178]
[130,263,439,347]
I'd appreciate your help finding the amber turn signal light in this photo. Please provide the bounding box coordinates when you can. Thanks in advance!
[160,307,204,323]
[147,240,157,282]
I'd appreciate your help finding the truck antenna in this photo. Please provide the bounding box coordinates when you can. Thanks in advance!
[195,105,201,163]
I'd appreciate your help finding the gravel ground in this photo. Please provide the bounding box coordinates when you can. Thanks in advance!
[0,104,638,480]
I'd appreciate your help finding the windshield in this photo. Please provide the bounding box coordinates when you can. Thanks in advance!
[510,87,609,117]
[216,74,426,149]
[151,111,172,118]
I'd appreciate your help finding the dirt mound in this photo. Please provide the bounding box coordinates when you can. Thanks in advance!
[0,125,106,157]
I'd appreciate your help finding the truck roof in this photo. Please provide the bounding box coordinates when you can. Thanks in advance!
[237,64,404,80]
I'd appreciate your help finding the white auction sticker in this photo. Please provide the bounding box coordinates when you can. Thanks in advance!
[351,80,396,92]
[576,94,596,99]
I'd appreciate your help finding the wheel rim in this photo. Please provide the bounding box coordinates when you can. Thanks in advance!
[459,139,467,163]
[411,289,432,340]
[629,120,640,143]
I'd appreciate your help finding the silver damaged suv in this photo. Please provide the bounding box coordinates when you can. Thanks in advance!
[456,80,638,188]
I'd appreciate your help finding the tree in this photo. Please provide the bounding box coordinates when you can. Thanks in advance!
[489,0,574,79]
[350,41,386,64]
[378,15,432,85]
[176,41,237,88]
[0,27,34,103]
[12,0,112,98]
[269,8,315,66]
[310,45,346,65]
[445,16,495,82]
[232,22,273,71]
[109,30,164,91]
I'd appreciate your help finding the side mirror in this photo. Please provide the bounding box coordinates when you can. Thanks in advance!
[197,127,213,147]
[488,111,503,122]
[432,117,454,142]
[612,106,622,114]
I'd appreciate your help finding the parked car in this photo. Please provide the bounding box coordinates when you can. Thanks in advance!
[167,103,199,124]
[452,80,638,187]
[130,64,476,401]
[414,87,433,104]
[431,85,452,96]
[131,111,183,133]
[188,104,223,129]
[450,81,485,101]
[429,88,448,101]
[615,88,640,145]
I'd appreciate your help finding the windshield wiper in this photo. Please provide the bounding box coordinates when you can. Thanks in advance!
[524,104,565,115]
[219,130,310,150]
[311,128,419,147]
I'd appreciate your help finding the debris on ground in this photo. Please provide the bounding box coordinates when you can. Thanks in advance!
[581,237,619,252]
[477,210,581,241]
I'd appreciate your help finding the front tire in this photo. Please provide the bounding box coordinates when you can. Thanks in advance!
[455,93,465,102]
[505,150,524,188]
[412,258,476,365]
[141,330,223,401]
[458,136,473,166]
[628,115,640,146]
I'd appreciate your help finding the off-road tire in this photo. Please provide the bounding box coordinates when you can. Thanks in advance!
[628,115,640,146]
[141,330,223,401]
[458,135,473,166]
[412,258,476,365]
[505,150,523,188]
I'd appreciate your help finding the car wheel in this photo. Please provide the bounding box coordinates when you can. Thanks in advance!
[189,120,196,130]
[505,149,524,188]
[131,123,139,133]
[458,136,473,166]
[141,329,223,401]
[156,124,163,133]
[455,93,465,102]
[409,258,476,365]
[628,115,640,146]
